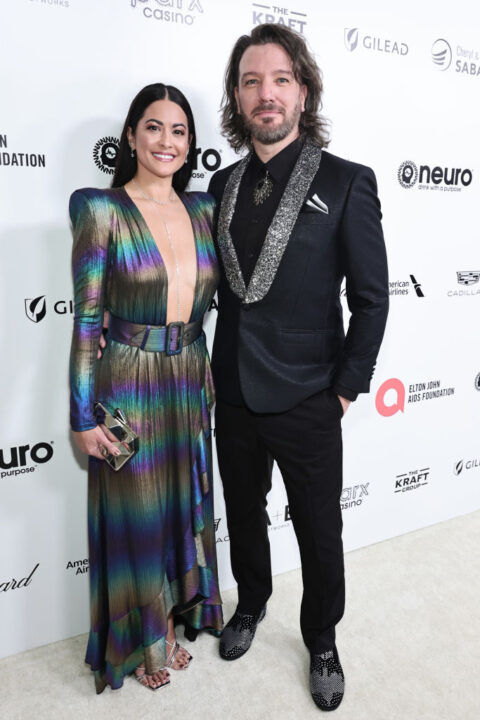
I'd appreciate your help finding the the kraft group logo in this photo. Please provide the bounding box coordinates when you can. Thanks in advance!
[344,27,408,56]
[24,296,74,323]
[93,137,120,175]
[431,39,452,70]
[131,0,204,25]
[252,3,307,33]
[395,467,430,494]
[397,160,473,192]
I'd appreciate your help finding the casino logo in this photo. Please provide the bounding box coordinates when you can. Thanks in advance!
[397,161,418,188]
[93,136,120,175]
[341,483,369,510]
[431,39,452,70]
[25,295,47,324]
[131,0,204,26]
[252,3,307,33]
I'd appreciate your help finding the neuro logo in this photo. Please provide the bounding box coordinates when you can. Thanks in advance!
[93,136,120,175]
[375,378,405,417]
[457,271,480,286]
[398,161,418,188]
[431,39,452,71]
[344,28,359,52]
[24,295,46,323]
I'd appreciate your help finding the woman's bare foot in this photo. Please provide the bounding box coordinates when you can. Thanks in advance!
[165,638,192,670]
[134,664,170,689]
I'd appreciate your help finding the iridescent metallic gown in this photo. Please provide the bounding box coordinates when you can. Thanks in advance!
[69,187,222,692]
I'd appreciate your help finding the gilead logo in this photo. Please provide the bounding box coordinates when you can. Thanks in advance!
[375,378,406,417]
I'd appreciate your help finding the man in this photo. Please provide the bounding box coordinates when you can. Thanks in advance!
[208,24,389,711]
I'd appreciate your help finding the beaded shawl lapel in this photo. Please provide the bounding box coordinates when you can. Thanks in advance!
[217,140,323,304]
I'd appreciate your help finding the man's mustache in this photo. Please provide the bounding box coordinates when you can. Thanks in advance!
[252,104,285,116]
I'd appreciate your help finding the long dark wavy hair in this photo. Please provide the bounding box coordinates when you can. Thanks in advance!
[111,83,196,192]
[221,24,330,152]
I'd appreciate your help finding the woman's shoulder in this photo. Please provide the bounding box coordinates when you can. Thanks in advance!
[69,187,123,222]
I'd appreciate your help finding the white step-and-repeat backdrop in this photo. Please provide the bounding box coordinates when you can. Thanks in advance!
[1,0,479,659]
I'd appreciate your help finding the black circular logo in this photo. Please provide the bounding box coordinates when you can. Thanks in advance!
[93,136,120,175]
[398,161,418,189]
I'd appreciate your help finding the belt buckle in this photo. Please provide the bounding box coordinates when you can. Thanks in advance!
[166,321,185,356]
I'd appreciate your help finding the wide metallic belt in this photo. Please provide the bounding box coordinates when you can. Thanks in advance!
[109,315,203,355]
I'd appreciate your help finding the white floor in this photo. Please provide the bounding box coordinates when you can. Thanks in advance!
[2,510,479,720]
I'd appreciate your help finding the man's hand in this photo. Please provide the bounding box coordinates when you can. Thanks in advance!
[338,395,351,416]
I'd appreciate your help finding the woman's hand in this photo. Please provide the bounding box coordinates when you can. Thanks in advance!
[72,424,121,460]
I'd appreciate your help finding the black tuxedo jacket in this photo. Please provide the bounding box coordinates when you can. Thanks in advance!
[208,142,389,413]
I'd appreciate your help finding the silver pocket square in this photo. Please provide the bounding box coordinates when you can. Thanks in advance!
[306,193,329,214]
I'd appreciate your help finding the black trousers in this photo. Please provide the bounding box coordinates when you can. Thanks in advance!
[215,389,345,654]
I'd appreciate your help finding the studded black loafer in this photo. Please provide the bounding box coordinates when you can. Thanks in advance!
[310,647,345,711]
[219,606,266,660]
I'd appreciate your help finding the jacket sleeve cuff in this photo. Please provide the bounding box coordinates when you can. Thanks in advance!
[332,384,358,402]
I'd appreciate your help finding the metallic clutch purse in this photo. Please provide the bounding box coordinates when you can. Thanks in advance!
[94,402,139,471]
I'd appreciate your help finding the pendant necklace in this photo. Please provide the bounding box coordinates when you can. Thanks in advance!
[253,169,273,206]
[131,178,181,320]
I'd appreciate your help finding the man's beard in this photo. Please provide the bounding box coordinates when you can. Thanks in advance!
[241,98,303,145]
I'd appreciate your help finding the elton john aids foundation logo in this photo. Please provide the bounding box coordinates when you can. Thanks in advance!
[431,39,452,70]
[375,379,405,417]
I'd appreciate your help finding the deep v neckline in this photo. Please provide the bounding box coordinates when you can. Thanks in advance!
[120,186,200,324]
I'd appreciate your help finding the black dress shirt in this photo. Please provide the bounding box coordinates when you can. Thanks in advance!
[230,137,303,284]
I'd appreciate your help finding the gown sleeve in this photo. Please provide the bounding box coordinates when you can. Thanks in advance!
[69,190,110,432]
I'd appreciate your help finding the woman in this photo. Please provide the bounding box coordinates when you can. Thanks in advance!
[69,83,222,693]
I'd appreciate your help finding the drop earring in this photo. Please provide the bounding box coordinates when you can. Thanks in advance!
[130,147,135,158]
[184,151,189,165]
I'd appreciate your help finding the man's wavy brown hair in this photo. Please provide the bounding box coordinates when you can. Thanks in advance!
[221,24,330,152]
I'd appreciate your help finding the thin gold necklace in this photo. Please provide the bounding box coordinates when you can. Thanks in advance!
[131,179,181,321]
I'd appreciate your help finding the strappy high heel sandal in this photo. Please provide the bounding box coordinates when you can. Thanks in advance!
[165,639,193,670]
[133,665,170,690]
